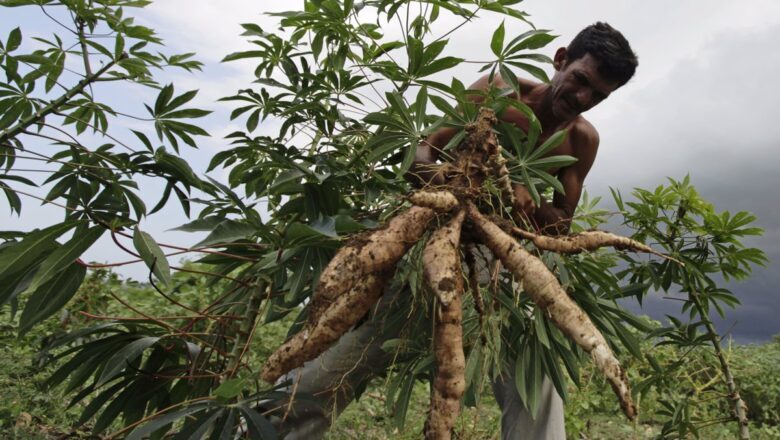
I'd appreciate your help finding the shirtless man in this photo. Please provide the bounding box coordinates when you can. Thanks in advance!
[411,22,638,439]
[414,21,638,235]
[273,22,637,440]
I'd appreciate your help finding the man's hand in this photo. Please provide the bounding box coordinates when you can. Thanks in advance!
[513,183,536,217]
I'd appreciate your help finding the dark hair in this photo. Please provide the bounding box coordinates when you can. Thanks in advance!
[567,22,638,86]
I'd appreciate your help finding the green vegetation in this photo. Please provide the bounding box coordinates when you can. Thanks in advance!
[0,1,769,438]
[2,274,779,439]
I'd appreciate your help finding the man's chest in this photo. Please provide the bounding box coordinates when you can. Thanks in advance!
[497,106,577,176]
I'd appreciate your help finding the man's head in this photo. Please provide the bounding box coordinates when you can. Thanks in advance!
[549,22,638,119]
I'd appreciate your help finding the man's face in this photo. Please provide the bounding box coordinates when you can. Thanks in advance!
[549,49,621,120]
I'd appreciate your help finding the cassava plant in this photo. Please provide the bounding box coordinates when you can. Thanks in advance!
[0,1,767,439]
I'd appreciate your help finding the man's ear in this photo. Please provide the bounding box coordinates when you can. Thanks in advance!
[553,47,567,71]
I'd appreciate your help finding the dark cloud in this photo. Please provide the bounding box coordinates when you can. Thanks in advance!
[583,25,780,342]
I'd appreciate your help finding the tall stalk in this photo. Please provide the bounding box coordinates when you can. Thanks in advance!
[670,208,750,439]
[689,287,751,439]
[227,282,267,377]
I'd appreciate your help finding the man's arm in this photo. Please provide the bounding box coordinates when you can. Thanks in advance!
[407,126,458,187]
[527,121,599,234]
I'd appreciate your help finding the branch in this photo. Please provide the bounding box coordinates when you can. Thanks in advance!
[0,54,125,145]
[76,17,93,77]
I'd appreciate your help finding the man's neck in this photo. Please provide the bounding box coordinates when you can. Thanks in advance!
[524,83,571,133]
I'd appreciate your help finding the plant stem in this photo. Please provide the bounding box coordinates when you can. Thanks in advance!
[227,282,267,377]
[0,54,124,144]
[689,289,751,439]
[667,206,750,439]
[76,17,93,77]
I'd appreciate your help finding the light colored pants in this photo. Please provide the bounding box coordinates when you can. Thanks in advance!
[268,284,565,440]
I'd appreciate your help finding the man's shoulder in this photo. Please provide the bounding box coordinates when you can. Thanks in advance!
[569,117,600,153]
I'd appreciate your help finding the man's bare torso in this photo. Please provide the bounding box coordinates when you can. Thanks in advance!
[469,75,598,177]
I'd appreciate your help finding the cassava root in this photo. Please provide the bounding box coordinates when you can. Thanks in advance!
[261,206,435,383]
[307,206,436,327]
[466,202,637,420]
[260,273,387,383]
[423,210,466,306]
[512,227,683,265]
[409,190,460,212]
[423,211,467,440]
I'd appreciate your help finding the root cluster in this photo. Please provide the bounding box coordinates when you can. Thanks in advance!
[261,108,675,438]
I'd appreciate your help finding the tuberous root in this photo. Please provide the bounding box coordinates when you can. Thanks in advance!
[423,211,467,439]
[409,190,460,212]
[261,206,436,383]
[512,227,683,266]
[467,202,636,420]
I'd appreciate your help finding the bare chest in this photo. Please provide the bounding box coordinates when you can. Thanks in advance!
[499,107,577,176]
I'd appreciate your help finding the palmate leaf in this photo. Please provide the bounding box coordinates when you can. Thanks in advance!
[527,129,568,161]
[148,84,211,151]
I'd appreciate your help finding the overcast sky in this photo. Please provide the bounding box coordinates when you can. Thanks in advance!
[4,1,779,342]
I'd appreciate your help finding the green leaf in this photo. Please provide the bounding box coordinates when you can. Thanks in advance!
[7,27,22,52]
[222,50,266,62]
[521,167,540,206]
[0,221,78,283]
[133,227,172,286]
[499,63,520,96]
[176,409,224,440]
[172,217,224,232]
[269,169,306,193]
[529,168,565,194]
[507,31,557,52]
[195,220,256,248]
[154,84,174,115]
[491,21,505,57]
[45,51,65,92]
[417,56,463,77]
[84,39,113,58]
[285,222,333,244]
[22,225,103,295]
[508,61,550,83]
[126,404,210,440]
[414,85,428,133]
[213,378,246,400]
[528,154,578,170]
[528,129,568,161]
[392,372,415,429]
[114,34,125,60]
[0,261,38,306]
[238,405,277,439]
[19,263,86,335]
[97,336,160,387]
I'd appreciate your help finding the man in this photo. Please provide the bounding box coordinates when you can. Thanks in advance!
[414,21,637,235]
[270,22,637,440]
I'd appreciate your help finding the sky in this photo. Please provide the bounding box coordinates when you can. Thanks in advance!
[3,1,779,342]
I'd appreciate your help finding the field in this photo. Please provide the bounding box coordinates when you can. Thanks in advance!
[1,270,778,439]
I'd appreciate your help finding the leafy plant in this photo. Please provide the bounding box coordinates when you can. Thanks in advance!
[0,1,767,439]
